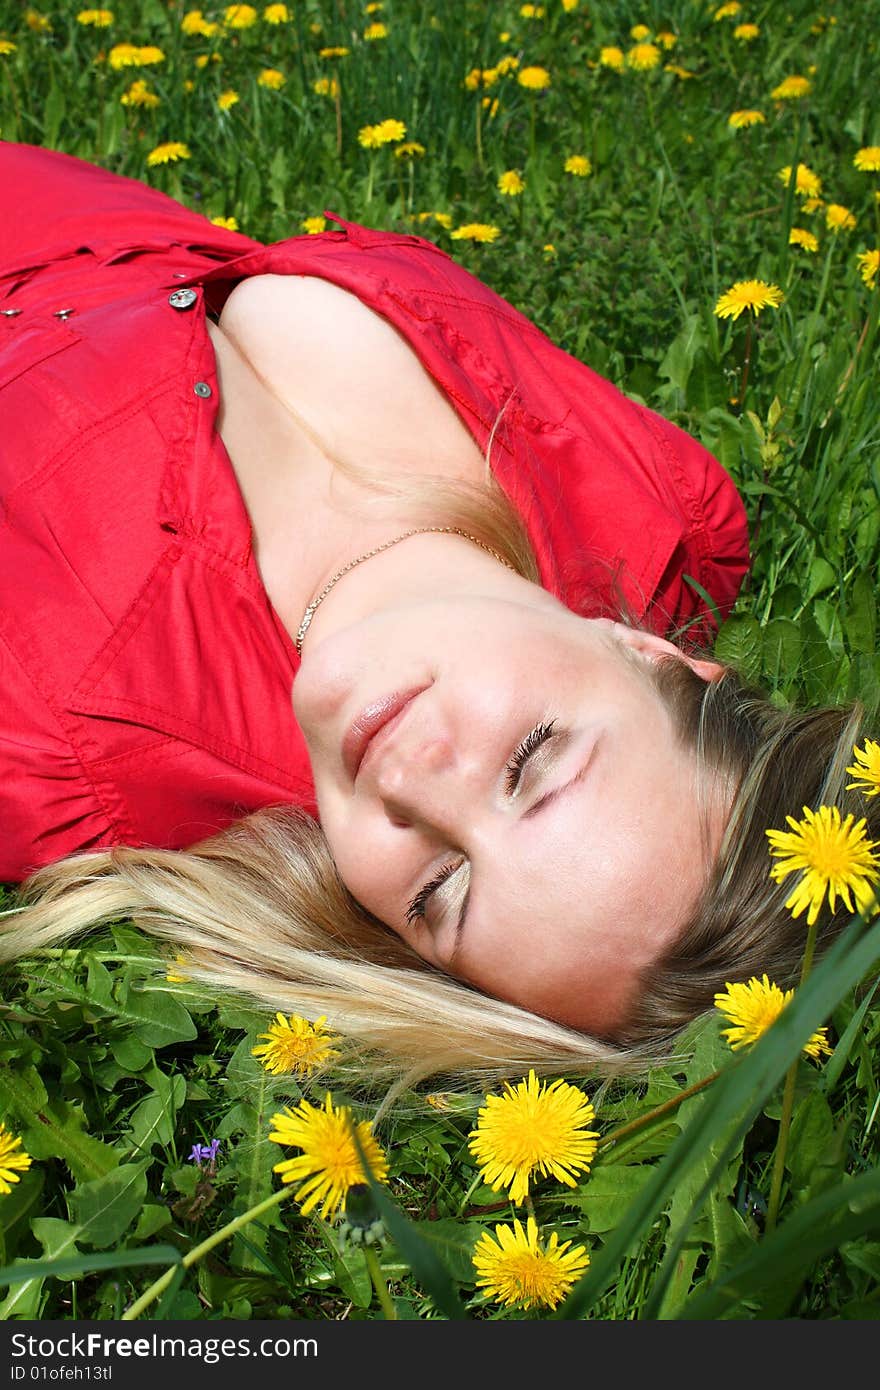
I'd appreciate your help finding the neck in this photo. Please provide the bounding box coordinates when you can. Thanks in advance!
[296,527,546,658]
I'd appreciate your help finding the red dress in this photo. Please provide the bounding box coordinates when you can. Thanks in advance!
[0,142,749,882]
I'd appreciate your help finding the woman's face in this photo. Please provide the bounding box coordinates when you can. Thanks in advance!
[293,589,725,1036]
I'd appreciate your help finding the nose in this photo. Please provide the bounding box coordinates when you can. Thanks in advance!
[372,732,469,834]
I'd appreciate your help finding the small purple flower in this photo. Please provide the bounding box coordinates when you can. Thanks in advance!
[188,1138,221,1167]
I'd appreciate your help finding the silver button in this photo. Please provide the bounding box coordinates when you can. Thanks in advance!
[194,381,212,398]
[1,308,21,317]
[53,308,75,319]
[173,272,188,279]
[168,289,198,310]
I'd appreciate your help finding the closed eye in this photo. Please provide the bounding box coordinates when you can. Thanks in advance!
[405,717,561,926]
[504,718,558,795]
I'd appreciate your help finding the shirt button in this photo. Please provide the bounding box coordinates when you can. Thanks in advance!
[194,381,212,398]
[53,308,75,319]
[1,308,21,317]
[168,289,199,310]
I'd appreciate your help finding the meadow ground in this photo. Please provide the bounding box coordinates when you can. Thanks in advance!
[0,0,878,1322]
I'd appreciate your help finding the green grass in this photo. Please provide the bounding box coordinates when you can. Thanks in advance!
[0,0,879,1321]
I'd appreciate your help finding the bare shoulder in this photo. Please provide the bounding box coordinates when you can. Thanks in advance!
[217,274,485,478]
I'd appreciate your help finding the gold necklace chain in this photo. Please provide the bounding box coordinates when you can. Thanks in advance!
[295,526,515,655]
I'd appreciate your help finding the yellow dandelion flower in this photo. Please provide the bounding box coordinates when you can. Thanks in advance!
[517,65,551,90]
[771,74,811,100]
[253,1012,339,1074]
[630,23,651,40]
[365,1,384,11]
[108,43,141,68]
[357,118,405,148]
[164,954,191,983]
[826,203,856,232]
[394,141,426,159]
[714,279,784,320]
[789,227,819,253]
[665,64,695,78]
[319,45,350,58]
[498,169,525,196]
[363,21,388,40]
[802,196,825,214]
[224,4,257,28]
[482,96,500,116]
[217,88,239,111]
[450,223,501,243]
[258,67,285,89]
[543,243,557,258]
[210,215,239,230]
[473,1216,590,1312]
[263,3,289,21]
[181,10,217,37]
[195,52,221,67]
[561,0,579,11]
[847,740,880,796]
[496,55,519,76]
[715,975,832,1060]
[376,117,406,141]
[25,10,52,32]
[599,46,625,70]
[728,109,765,128]
[76,10,114,26]
[564,154,592,176]
[416,211,452,229]
[0,1123,32,1196]
[856,249,879,289]
[135,46,165,65]
[778,163,822,197]
[627,42,661,71]
[714,1,742,18]
[656,30,677,49]
[120,78,160,107]
[301,216,327,234]
[854,147,880,173]
[312,76,337,96]
[520,3,545,17]
[183,78,195,92]
[468,1071,599,1205]
[268,1093,388,1220]
[146,141,191,166]
[767,804,880,925]
[733,22,760,40]
[0,40,17,54]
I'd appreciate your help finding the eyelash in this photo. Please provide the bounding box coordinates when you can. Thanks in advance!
[405,718,558,926]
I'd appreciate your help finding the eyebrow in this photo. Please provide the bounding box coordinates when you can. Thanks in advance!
[447,741,600,966]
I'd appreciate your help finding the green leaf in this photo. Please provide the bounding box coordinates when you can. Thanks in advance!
[69,1161,151,1249]
[126,1072,187,1153]
[786,1090,843,1199]
[116,977,198,1048]
[0,1065,118,1182]
[762,617,802,685]
[409,1218,486,1284]
[680,1167,880,1319]
[689,352,728,413]
[714,613,763,683]
[0,1238,182,1288]
[844,572,876,655]
[565,1163,654,1234]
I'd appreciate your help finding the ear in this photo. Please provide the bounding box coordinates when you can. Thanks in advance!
[607,620,726,683]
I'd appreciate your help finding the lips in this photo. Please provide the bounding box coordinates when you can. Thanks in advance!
[342,687,428,782]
